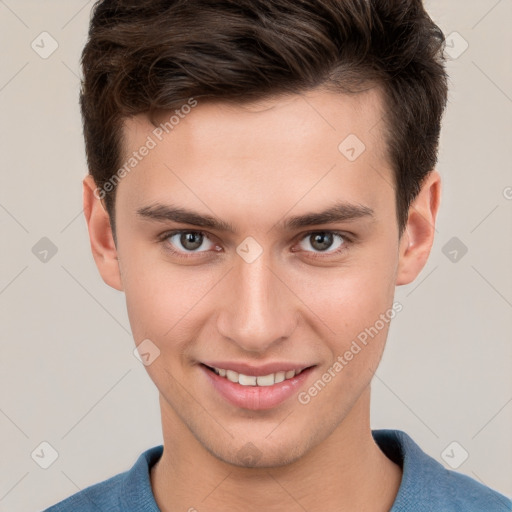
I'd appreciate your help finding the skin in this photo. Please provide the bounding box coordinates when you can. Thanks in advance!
[83,86,441,512]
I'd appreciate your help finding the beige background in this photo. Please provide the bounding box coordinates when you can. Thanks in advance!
[0,1,511,511]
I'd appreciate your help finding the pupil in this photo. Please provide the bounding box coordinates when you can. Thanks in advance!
[182,232,202,250]
[311,233,332,251]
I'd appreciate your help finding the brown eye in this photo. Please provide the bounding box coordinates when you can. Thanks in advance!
[297,231,347,256]
[309,233,335,251]
[179,232,204,251]
[163,231,215,254]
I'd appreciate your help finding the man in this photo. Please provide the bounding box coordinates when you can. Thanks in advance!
[44,0,512,510]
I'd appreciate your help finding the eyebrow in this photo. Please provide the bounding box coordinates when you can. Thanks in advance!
[136,201,374,233]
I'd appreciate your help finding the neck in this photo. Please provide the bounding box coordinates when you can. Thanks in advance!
[151,387,402,512]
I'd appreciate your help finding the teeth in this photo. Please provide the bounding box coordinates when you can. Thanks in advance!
[256,374,275,386]
[239,374,257,386]
[226,369,238,383]
[212,367,304,386]
[274,371,285,383]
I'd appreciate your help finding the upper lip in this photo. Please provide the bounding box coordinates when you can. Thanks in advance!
[201,361,314,376]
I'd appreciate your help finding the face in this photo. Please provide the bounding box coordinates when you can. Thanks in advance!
[85,86,438,468]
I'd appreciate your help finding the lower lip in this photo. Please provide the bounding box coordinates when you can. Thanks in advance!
[201,365,314,411]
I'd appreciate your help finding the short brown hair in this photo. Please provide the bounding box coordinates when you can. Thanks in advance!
[80,0,449,236]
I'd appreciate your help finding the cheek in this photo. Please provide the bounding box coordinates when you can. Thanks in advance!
[286,240,398,384]
[289,242,397,331]
[121,248,220,347]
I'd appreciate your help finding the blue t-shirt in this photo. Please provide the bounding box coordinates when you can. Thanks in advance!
[42,429,512,511]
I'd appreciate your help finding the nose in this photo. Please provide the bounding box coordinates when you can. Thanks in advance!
[216,253,298,354]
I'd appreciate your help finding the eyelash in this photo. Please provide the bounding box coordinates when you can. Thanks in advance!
[157,229,353,260]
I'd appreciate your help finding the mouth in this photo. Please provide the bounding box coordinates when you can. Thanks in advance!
[200,363,316,410]
[202,363,308,386]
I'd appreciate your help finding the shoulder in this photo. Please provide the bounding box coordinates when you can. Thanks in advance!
[42,473,125,511]
[372,429,512,512]
[41,445,163,512]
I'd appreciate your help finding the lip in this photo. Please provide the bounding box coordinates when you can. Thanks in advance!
[201,361,311,376]
[200,363,315,411]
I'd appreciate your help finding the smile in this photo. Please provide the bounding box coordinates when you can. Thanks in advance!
[201,363,315,410]
[208,366,306,387]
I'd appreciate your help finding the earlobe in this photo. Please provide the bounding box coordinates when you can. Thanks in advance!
[82,175,124,291]
[396,170,441,286]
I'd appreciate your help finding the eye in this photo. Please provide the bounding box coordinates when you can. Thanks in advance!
[158,229,351,260]
[160,230,218,257]
[295,231,348,257]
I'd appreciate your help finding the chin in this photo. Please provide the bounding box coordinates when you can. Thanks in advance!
[229,445,305,469]
[204,429,317,469]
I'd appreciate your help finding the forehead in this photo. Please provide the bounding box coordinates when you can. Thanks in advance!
[116,86,394,227]
[123,85,388,159]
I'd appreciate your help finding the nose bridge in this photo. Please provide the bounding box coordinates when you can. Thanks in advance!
[216,251,297,353]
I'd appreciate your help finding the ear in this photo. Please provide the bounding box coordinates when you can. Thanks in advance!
[396,170,441,286]
[82,174,124,291]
